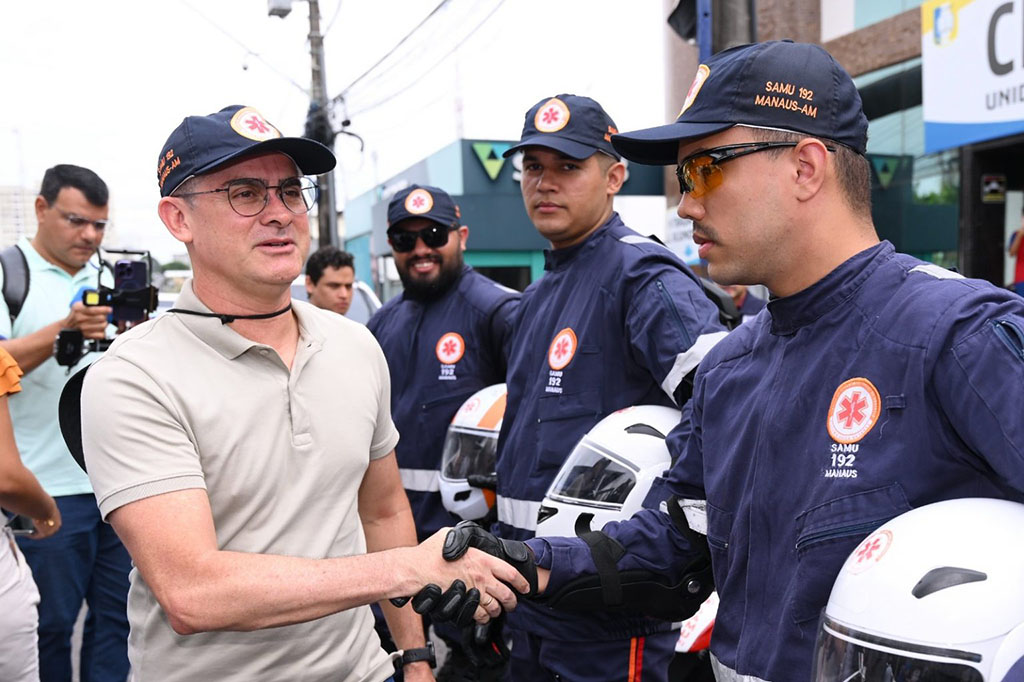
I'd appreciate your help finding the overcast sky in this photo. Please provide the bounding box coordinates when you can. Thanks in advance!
[0,0,668,261]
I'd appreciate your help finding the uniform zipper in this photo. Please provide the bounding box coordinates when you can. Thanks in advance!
[655,279,693,349]
[992,319,1024,360]
[794,519,886,551]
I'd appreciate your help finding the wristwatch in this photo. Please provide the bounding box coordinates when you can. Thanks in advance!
[399,642,436,668]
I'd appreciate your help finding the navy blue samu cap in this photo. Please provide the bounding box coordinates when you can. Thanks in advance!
[387,184,461,230]
[503,94,621,160]
[612,41,869,165]
[157,105,336,197]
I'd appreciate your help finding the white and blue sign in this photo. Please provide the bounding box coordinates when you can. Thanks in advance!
[922,0,1024,153]
[664,210,701,266]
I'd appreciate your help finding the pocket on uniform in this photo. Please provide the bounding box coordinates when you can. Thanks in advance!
[535,390,602,471]
[788,483,912,625]
[421,390,476,412]
[705,502,734,591]
[992,318,1024,361]
[415,391,477,451]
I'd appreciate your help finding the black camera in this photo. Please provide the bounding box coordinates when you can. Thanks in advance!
[55,249,158,368]
[54,329,113,367]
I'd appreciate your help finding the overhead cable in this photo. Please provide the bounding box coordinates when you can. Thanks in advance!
[346,0,507,117]
[333,0,452,102]
[177,0,309,95]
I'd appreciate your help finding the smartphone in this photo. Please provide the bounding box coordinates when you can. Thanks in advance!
[5,514,36,536]
[113,259,148,323]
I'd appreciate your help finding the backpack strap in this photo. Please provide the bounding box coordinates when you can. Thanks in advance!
[0,245,29,326]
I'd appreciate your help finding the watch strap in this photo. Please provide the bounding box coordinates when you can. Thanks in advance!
[400,643,435,667]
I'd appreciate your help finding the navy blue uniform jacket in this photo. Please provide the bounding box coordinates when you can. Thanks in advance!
[529,242,1024,678]
[499,213,727,641]
[368,265,518,541]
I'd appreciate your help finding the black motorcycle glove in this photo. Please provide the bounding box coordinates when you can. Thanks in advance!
[397,579,479,628]
[390,520,539,619]
[442,520,539,597]
[462,613,510,668]
[466,474,498,526]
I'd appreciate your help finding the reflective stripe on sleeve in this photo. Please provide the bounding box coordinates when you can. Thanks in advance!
[909,263,964,280]
[497,495,541,532]
[660,331,730,401]
[399,468,440,493]
[710,653,770,682]
[619,235,655,245]
[659,498,708,535]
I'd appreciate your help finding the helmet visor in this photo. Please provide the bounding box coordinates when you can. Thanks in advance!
[547,441,636,507]
[812,616,983,682]
[441,427,497,480]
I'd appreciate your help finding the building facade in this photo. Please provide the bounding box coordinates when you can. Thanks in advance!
[0,185,37,247]
[345,138,667,301]
[665,0,1022,287]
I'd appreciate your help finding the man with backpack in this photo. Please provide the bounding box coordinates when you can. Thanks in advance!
[0,164,130,682]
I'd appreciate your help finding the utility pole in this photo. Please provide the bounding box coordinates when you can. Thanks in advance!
[307,0,338,248]
[667,0,756,62]
[268,0,338,248]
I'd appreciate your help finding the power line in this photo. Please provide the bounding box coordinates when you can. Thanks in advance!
[332,0,452,102]
[177,0,309,95]
[323,0,344,37]
[344,0,503,116]
[336,7,453,106]
[347,0,507,118]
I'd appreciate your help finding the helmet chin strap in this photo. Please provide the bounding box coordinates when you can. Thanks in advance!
[168,302,292,325]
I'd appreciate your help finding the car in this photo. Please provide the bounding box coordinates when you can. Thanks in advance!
[289,276,382,325]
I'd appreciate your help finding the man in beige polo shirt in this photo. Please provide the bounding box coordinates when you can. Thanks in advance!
[77,105,526,682]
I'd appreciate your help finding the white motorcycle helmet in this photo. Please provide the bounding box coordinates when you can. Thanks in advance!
[439,384,506,523]
[535,405,681,538]
[812,497,1024,682]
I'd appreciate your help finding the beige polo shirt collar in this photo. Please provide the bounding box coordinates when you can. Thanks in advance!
[171,280,323,361]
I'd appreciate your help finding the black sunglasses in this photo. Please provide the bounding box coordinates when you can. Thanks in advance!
[388,224,456,253]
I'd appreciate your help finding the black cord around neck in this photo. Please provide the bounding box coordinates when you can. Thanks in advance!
[168,303,293,325]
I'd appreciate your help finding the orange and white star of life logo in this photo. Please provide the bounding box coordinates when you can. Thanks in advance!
[679,65,710,117]
[405,189,434,215]
[436,332,465,365]
[845,529,893,575]
[547,328,578,370]
[229,107,282,141]
[827,377,881,444]
[459,396,481,415]
[535,98,571,133]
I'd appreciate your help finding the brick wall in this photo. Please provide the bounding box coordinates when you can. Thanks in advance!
[755,1,920,77]
[823,9,920,77]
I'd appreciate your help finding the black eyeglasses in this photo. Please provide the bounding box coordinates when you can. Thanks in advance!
[57,209,108,231]
[388,224,456,253]
[175,177,319,217]
[675,141,835,197]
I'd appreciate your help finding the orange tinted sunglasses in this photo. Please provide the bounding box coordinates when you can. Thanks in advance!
[676,141,835,197]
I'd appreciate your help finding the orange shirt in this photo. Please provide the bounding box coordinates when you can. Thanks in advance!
[0,347,22,397]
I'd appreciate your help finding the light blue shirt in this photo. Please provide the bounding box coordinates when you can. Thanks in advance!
[0,237,109,495]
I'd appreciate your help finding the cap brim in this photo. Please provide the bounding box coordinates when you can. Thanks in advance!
[502,135,599,160]
[198,136,337,178]
[611,121,734,165]
[387,216,449,231]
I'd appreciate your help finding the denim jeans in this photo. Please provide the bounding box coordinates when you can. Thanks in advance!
[16,493,131,682]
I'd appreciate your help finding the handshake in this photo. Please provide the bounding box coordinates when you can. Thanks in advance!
[391,521,540,668]
[392,520,539,627]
